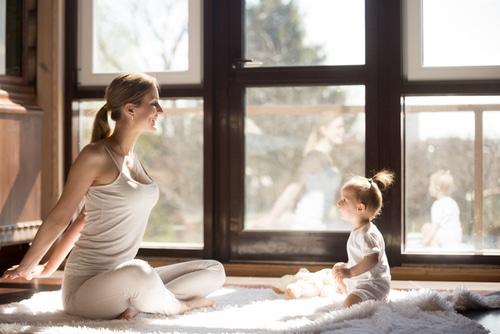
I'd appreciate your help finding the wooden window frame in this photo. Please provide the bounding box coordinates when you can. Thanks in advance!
[63,0,500,270]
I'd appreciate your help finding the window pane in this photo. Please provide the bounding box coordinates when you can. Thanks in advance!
[0,0,6,75]
[245,86,365,231]
[483,111,500,251]
[78,99,204,248]
[78,0,202,85]
[422,0,500,67]
[93,0,188,73]
[0,0,22,76]
[245,0,365,67]
[404,96,500,255]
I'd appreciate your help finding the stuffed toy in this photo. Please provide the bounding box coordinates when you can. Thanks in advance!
[271,267,338,299]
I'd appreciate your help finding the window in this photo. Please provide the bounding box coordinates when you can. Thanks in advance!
[245,85,365,232]
[77,0,202,86]
[404,0,500,81]
[0,0,6,75]
[245,0,365,67]
[77,99,204,248]
[67,1,500,266]
[0,0,22,76]
[403,96,500,255]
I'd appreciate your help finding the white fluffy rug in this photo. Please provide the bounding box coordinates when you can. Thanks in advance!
[1,286,499,334]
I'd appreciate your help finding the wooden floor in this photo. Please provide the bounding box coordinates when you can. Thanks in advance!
[1,272,499,333]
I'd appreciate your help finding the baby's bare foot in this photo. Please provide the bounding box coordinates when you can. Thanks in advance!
[118,306,139,320]
[179,297,215,314]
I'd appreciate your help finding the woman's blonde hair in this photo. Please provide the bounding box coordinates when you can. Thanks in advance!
[90,72,160,143]
[343,169,395,220]
[303,111,343,155]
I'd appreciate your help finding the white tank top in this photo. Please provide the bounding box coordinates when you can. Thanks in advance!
[65,146,159,276]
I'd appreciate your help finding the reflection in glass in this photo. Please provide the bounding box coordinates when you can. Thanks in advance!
[422,0,500,67]
[483,111,500,250]
[244,86,365,231]
[78,99,204,248]
[404,96,500,255]
[420,170,463,248]
[245,0,365,67]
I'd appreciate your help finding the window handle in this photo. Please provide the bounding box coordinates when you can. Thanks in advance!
[232,59,263,69]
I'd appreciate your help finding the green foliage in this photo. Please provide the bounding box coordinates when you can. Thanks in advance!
[246,0,325,66]
[245,1,345,106]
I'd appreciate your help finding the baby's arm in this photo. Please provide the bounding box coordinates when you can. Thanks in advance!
[334,253,379,279]
[332,263,347,294]
[421,222,439,246]
[332,262,345,281]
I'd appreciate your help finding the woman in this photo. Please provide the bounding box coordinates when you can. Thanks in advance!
[255,111,345,230]
[2,72,225,320]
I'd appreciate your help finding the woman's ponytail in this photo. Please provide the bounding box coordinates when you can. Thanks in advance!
[90,104,112,143]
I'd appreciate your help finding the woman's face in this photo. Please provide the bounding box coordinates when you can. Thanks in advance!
[133,87,164,131]
[320,116,345,145]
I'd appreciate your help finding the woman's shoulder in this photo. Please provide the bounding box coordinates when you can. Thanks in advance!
[74,140,112,167]
[297,150,332,173]
[80,140,110,155]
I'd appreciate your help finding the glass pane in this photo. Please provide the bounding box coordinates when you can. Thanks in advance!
[245,0,365,67]
[245,85,365,231]
[404,96,500,255]
[483,110,500,251]
[78,99,204,248]
[0,0,5,75]
[0,0,22,76]
[422,0,500,67]
[93,0,189,73]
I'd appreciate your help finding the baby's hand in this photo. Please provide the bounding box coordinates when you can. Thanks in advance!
[333,262,345,269]
[331,262,344,281]
[334,267,352,280]
[333,262,353,281]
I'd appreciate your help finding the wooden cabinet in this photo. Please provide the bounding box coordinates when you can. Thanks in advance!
[0,0,42,246]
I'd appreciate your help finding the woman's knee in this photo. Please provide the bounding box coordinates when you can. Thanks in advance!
[207,260,226,286]
[207,260,225,273]
[116,259,158,281]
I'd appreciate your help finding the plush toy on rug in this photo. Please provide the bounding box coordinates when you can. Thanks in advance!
[272,268,338,299]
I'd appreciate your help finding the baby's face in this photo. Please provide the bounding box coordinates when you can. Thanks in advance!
[428,181,439,198]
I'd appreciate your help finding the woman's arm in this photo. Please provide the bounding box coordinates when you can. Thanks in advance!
[265,182,303,221]
[3,208,87,279]
[2,144,103,280]
[252,156,315,227]
[38,207,86,277]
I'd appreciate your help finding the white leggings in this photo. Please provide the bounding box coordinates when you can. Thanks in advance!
[62,259,225,319]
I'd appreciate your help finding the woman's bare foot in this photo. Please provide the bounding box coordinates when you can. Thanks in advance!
[118,306,139,320]
[179,297,215,314]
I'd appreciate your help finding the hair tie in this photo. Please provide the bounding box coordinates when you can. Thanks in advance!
[103,103,110,112]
